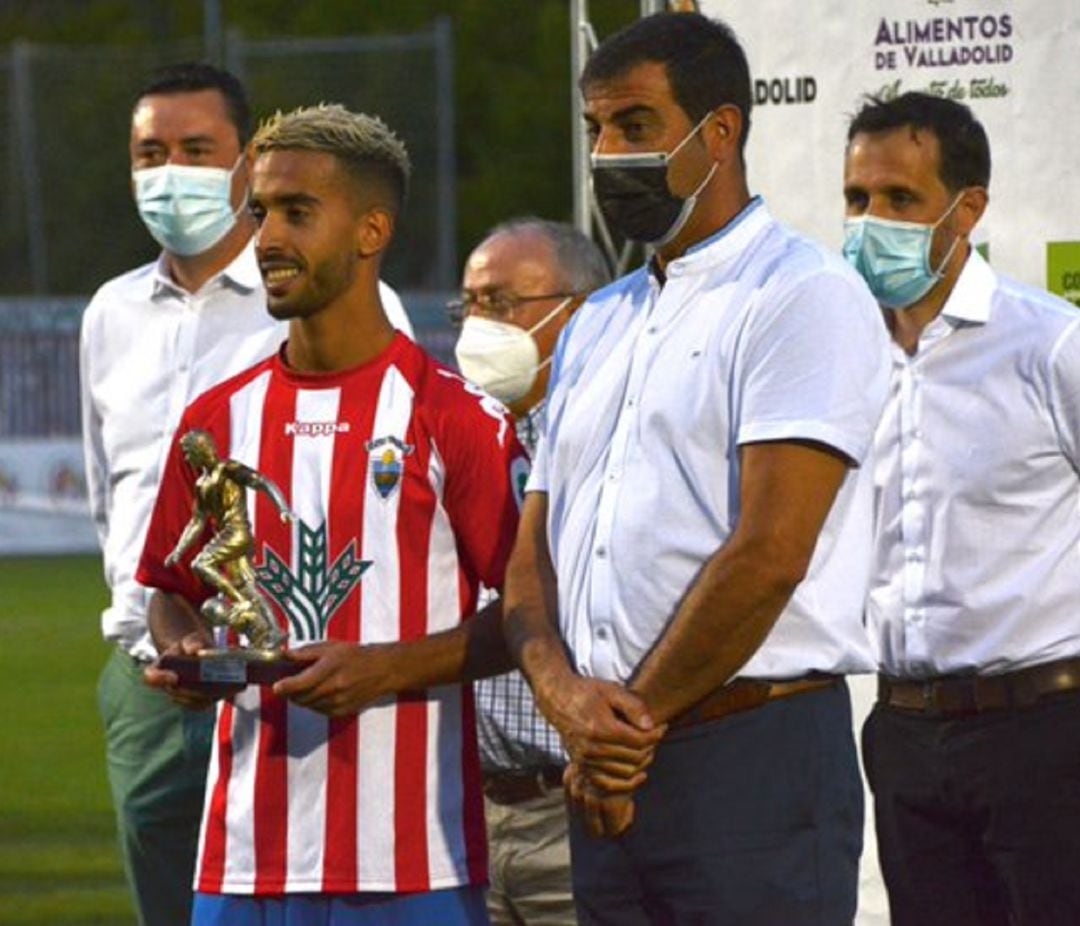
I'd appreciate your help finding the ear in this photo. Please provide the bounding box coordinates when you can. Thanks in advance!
[355,207,395,259]
[954,186,988,238]
[703,104,742,164]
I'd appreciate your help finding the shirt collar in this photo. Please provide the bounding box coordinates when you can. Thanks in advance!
[659,195,770,280]
[149,237,260,300]
[939,247,995,326]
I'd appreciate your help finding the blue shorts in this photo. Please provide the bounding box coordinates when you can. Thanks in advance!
[191,887,489,926]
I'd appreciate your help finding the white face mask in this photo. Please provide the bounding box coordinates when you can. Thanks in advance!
[454,297,571,405]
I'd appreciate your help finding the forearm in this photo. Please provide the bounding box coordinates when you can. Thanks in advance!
[503,493,575,702]
[275,597,516,715]
[629,540,800,723]
[630,441,849,723]
[381,597,515,693]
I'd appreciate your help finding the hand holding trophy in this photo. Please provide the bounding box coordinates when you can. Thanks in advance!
[158,429,300,687]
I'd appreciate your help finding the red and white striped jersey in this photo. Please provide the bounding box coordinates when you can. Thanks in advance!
[137,333,527,895]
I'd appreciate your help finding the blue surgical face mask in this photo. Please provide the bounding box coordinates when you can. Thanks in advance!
[133,155,245,257]
[842,194,963,310]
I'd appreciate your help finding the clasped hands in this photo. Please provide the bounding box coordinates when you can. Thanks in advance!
[535,672,666,839]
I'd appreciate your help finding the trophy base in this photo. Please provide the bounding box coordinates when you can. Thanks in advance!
[159,649,304,688]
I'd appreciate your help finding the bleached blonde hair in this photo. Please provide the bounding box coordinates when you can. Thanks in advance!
[252,103,410,211]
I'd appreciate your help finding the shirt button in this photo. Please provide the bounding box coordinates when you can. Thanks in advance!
[646,325,657,334]
[596,626,609,641]
[626,397,635,408]
[607,472,618,482]
[595,546,606,558]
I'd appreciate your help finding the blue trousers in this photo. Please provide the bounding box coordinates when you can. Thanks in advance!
[192,887,489,925]
[570,680,863,925]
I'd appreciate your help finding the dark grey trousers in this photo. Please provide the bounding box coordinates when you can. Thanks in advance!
[569,681,863,925]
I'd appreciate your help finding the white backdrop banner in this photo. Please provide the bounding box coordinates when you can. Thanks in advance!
[0,438,97,555]
[704,0,1080,301]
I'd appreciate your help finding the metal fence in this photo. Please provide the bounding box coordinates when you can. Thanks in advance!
[1,22,456,296]
[0,294,458,439]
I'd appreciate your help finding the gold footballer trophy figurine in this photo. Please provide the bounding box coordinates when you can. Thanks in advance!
[159,429,300,687]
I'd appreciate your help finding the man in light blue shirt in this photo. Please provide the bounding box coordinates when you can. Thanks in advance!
[504,12,889,924]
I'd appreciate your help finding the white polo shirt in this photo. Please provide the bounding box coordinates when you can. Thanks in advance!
[529,199,890,682]
[80,240,412,660]
[869,251,1080,678]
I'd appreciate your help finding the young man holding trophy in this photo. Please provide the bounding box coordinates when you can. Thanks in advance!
[138,104,525,926]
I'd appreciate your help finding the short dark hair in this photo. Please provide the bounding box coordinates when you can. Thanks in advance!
[484,218,611,292]
[847,92,991,192]
[136,62,252,146]
[580,12,752,153]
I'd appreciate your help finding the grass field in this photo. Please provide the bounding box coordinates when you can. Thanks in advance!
[0,555,132,924]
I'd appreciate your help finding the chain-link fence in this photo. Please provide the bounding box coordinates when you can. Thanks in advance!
[0,292,456,440]
[0,22,456,296]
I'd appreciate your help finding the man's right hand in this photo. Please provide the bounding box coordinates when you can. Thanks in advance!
[144,631,237,710]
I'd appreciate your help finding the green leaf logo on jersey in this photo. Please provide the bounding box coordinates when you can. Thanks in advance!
[257,519,371,642]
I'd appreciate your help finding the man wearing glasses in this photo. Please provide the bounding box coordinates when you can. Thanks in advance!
[452,218,610,926]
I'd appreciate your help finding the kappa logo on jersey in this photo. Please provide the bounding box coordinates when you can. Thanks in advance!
[284,420,352,437]
[257,519,371,642]
[366,435,414,499]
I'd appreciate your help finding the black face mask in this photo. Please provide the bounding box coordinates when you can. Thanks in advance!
[589,115,716,246]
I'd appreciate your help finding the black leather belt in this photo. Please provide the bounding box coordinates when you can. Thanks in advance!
[878,657,1080,716]
[483,764,565,805]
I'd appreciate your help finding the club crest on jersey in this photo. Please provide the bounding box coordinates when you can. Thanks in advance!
[366,436,414,500]
[256,519,371,643]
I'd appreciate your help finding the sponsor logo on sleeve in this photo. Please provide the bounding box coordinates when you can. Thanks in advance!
[435,368,511,446]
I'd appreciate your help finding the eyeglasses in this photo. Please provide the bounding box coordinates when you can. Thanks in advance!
[445,290,576,324]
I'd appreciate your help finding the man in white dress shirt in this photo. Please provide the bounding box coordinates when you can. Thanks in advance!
[503,13,890,924]
[844,91,1080,926]
[80,63,410,925]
